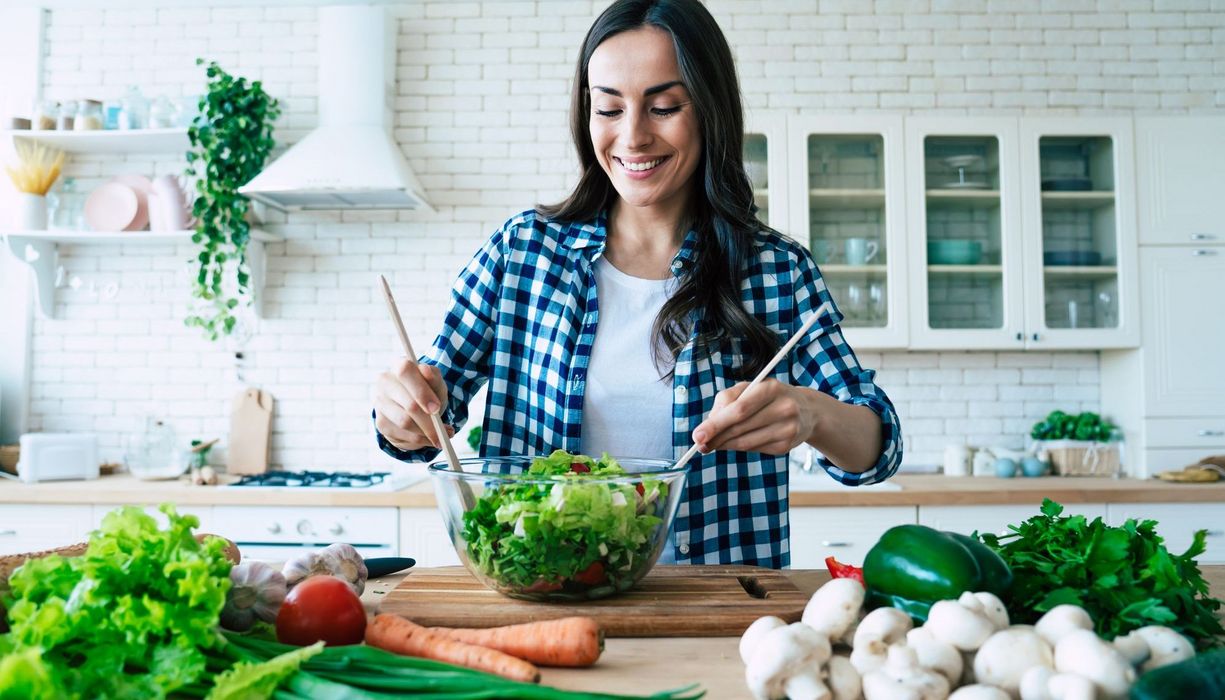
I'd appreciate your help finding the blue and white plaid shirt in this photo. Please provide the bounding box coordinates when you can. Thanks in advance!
[377,209,903,568]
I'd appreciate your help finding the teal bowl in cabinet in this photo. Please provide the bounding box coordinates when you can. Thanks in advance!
[927,239,984,265]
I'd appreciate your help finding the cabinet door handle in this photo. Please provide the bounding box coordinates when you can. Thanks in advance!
[1031,332,1040,341]
[1015,332,1023,341]
[821,540,852,547]
[1192,249,1217,256]
[0,529,16,536]
[1198,429,1225,437]
[1189,233,1215,241]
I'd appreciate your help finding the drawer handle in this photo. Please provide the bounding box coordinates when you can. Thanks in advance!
[821,540,852,547]
[0,529,16,536]
[1192,249,1218,256]
[1189,233,1215,241]
[1206,530,1224,537]
[1197,429,1225,437]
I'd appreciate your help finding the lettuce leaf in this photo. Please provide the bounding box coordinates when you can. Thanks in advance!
[206,641,323,700]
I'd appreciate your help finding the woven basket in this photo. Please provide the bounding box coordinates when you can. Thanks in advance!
[1042,440,1121,477]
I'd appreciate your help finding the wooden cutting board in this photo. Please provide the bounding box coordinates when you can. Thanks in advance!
[378,565,810,637]
[226,388,273,475]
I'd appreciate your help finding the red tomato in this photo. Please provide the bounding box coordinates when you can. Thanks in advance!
[635,483,645,497]
[276,575,367,646]
[569,461,591,473]
[572,561,607,586]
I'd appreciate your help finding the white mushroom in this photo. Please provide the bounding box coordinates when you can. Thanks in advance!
[1132,626,1195,672]
[745,622,833,700]
[949,685,1011,700]
[826,655,862,700]
[851,607,914,674]
[961,592,1010,631]
[1034,606,1093,648]
[803,577,867,641]
[973,626,1054,698]
[862,645,950,700]
[1109,630,1150,667]
[1019,666,1095,700]
[740,616,787,664]
[925,593,998,652]
[906,627,964,686]
[1053,629,1136,700]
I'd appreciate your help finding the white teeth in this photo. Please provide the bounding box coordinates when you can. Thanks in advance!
[621,158,663,172]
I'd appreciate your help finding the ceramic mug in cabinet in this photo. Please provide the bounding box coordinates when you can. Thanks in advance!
[845,238,879,265]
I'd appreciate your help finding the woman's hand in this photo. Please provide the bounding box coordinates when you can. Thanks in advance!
[373,359,454,452]
[690,379,816,456]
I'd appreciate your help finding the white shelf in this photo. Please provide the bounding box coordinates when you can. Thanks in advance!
[928,264,1004,275]
[809,188,886,210]
[1043,265,1119,278]
[4,128,189,154]
[821,264,888,275]
[2,228,281,319]
[1040,191,1115,210]
[925,189,1002,209]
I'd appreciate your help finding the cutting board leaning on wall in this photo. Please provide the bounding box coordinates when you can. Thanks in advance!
[227,388,274,475]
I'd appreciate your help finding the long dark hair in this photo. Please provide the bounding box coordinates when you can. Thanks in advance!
[537,0,780,380]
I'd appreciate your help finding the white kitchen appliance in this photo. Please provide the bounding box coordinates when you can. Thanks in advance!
[212,504,402,561]
[16,432,99,483]
[239,5,432,211]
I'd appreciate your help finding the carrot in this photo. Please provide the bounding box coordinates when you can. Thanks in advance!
[427,616,605,667]
[365,613,541,684]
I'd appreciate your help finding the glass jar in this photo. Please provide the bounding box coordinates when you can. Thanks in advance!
[148,95,176,129]
[50,178,86,230]
[32,100,58,130]
[73,99,104,130]
[118,85,147,130]
[57,100,76,130]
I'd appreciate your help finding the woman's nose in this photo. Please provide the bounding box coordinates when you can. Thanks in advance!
[621,109,652,150]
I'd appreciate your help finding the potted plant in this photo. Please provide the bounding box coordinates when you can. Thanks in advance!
[184,59,281,341]
[1030,410,1122,477]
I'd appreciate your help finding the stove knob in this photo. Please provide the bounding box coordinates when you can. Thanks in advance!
[329,523,344,536]
[267,523,282,534]
[296,520,314,536]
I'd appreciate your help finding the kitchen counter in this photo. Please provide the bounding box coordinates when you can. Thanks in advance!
[361,567,1225,699]
[1,472,1223,507]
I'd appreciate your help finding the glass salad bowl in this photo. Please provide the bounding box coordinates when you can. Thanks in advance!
[429,451,689,602]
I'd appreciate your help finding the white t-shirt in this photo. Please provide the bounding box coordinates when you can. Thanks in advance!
[579,256,676,461]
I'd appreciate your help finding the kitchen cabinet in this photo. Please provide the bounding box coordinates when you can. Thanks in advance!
[1135,117,1225,246]
[787,115,909,348]
[1108,503,1225,564]
[744,111,789,233]
[0,128,281,319]
[918,503,1107,539]
[399,507,461,567]
[788,505,917,567]
[0,504,92,555]
[1019,118,1139,349]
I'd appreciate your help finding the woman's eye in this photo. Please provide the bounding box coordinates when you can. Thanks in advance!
[594,109,622,118]
[651,106,683,116]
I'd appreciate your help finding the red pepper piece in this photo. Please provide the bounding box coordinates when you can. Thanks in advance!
[825,555,865,584]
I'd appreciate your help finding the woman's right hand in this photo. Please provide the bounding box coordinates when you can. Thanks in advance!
[374,359,454,452]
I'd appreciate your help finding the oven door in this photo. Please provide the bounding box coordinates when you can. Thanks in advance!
[212,505,399,561]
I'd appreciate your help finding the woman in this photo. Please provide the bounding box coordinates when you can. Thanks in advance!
[373,0,902,568]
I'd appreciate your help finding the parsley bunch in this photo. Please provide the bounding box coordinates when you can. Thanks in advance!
[0,505,233,698]
[981,499,1224,647]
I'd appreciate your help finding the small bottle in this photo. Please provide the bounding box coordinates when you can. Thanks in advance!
[74,99,103,130]
[118,85,147,130]
[57,100,76,130]
[32,100,58,130]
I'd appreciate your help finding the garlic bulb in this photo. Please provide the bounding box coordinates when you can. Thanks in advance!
[282,542,368,595]
[219,561,287,632]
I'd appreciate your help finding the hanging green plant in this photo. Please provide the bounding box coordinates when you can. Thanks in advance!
[185,59,281,340]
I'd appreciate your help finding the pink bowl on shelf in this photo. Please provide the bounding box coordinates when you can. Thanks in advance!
[84,182,139,232]
[110,174,152,231]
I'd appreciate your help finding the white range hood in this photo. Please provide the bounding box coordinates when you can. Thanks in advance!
[240,5,432,211]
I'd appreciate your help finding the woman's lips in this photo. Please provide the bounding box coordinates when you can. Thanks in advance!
[614,155,670,180]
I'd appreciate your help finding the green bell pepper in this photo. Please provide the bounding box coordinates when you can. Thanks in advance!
[862,525,1012,621]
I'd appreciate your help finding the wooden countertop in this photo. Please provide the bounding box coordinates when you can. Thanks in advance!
[1,472,1223,507]
[361,567,1225,699]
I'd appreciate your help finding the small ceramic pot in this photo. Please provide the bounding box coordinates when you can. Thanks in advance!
[15,193,47,229]
[994,457,1019,478]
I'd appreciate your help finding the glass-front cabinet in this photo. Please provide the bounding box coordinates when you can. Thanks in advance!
[1020,118,1139,349]
[906,117,1025,349]
[744,111,789,233]
[788,116,908,348]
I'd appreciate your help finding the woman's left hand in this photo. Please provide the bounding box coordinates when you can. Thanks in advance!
[690,379,817,456]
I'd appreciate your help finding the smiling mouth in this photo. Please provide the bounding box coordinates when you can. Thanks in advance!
[615,156,670,172]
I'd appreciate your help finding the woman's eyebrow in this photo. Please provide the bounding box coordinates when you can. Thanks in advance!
[589,80,685,97]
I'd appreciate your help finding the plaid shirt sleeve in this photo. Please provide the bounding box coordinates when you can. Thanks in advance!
[375,222,507,463]
[788,247,903,486]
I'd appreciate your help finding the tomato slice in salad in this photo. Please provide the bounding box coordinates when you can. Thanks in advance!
[569,461,591,473]
[572,561,608,586]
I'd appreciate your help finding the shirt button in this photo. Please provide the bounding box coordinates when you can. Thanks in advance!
[678,544,690,555]
[674,386,688,401]
[670,260,682,272]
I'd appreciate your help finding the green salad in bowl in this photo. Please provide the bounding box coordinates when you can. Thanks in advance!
[428,450,689,601]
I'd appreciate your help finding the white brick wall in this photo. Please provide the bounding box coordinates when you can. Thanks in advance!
[21,0,1225,471]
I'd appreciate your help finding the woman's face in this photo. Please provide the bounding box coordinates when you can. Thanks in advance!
[587,26,702,213]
